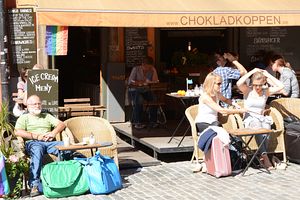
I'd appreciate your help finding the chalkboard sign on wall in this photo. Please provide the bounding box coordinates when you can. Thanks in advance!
[125,28,148,68]
[8,8,37,76]
[239,27,300,71]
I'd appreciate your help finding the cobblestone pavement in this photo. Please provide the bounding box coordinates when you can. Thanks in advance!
[25,161,300,200]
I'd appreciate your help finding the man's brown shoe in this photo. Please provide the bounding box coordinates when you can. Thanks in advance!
[30,186,40,197]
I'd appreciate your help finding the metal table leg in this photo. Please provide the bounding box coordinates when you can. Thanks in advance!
[168,115,186,143]
[241,135,270,176]
[177,126,191,147]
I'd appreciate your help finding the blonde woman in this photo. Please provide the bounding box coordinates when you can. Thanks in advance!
[237,68,284,169]
[195,72,246,133]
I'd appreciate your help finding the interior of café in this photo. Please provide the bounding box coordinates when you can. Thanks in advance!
[53,27,234,121]
[51,26,300,122]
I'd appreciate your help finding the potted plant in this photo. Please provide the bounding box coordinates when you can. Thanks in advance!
[0,103,29,198]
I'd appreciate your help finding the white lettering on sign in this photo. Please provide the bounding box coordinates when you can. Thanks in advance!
[40,73,58,82]
[35,84,52,93]
[28,74,40,84]
[28,73,58,84]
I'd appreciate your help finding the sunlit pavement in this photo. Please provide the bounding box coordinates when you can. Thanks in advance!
[25,160,300,200]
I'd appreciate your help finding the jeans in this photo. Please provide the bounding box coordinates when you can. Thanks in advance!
[25,140,70,188]
[129,88,157,124]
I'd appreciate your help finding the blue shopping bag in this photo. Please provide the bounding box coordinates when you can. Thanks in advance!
[0,155,10,196]
[75,151,122,194]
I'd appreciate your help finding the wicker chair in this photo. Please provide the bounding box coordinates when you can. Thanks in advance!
[185,105,203,163]
[234,106,286,162]
[185,105,238,163]
[270,98,300,119]
[219,113,239,132]
[63,116,118,166]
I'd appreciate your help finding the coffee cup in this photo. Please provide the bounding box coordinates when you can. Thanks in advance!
[83,137,89,144]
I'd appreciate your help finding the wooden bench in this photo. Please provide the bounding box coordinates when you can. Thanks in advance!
[64,98,92,107]
[59,98,106,119]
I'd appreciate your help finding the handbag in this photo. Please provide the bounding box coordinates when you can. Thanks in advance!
[41,160,89,198]
[75,151,122,194]
[0,156,10,196]
[12,103,25,117]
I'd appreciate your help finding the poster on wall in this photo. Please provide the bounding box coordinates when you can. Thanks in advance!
[239,27,300,71]
[8,8,37,76]
[124,28,148,68]
[27,69,59,117]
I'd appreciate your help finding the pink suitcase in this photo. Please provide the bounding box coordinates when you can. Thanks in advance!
[204,136,232,178]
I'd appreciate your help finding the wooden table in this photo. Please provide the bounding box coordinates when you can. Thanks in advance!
[228,128,275,175]
[58,105,106,119]
[55,142,113,160]
[166,93,200,146]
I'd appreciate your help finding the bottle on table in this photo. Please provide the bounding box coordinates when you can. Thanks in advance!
[89,132,95,145]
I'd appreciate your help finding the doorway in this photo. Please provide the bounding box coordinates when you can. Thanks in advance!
[55,27,102,106]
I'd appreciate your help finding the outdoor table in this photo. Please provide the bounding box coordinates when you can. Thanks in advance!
[166,93,199,146]
[58,105,106,118]
[227,128,275,176]
[55,142,113,160]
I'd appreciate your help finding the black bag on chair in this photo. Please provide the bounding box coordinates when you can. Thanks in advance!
[284,116,300,164]
[229,136,247,171]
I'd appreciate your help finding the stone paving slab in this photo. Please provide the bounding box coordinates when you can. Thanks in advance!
[23,161,300,200]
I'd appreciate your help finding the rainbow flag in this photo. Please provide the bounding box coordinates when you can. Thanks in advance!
[46,26,68,55]
[0,156,10,196]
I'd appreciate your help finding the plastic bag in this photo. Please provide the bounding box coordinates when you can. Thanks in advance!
[12,103,25,117]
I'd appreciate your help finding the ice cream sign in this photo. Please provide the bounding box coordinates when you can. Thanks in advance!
[28,71,58,93]
[27,69,59,117]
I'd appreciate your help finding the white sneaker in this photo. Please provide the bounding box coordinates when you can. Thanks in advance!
[201,163,207,173]
[192,163,202,173]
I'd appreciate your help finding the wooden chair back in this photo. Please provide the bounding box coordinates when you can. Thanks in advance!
[63,98,93,117]
[64,98,91,107]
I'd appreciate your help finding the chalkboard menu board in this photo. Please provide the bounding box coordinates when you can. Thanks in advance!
[125,28,148,68]
[27,70,59,117]
[8,8,37,75]
[239,27,300,71]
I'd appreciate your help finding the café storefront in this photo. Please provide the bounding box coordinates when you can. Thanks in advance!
[8,0,300,122]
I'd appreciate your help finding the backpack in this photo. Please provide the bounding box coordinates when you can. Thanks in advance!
[229,136,247,172]
[284,116,300,164]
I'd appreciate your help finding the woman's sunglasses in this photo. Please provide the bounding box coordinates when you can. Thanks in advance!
[252,84,264,87]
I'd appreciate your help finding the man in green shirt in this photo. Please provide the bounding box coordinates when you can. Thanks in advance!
[15,95,66,197]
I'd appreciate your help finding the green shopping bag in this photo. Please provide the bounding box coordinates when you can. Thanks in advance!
[41,160,89,198]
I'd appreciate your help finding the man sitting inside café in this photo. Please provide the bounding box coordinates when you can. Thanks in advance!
[128,56,159,129]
